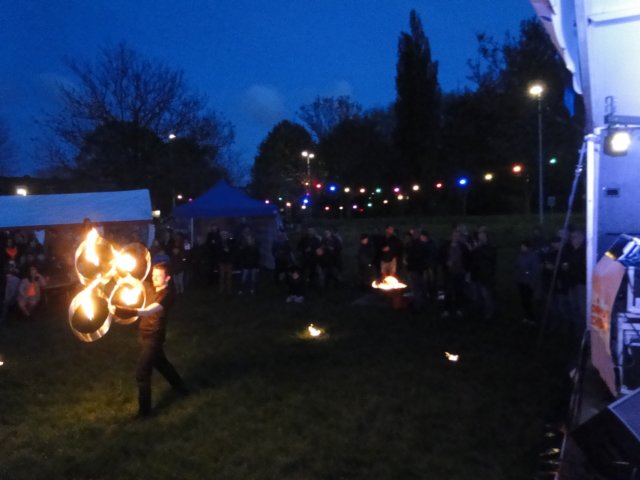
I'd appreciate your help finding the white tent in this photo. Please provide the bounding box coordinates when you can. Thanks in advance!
[0,189,152,230]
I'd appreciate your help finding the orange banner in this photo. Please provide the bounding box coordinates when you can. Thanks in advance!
[590,255,625,396]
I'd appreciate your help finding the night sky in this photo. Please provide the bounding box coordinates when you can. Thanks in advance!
[0,1,535,178]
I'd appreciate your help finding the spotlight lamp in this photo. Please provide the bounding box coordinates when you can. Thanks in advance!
[604,128,632,156]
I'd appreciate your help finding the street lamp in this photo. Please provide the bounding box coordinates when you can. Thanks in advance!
[301,150,315,187]
[529,82,545,225]
[168,133,177,208]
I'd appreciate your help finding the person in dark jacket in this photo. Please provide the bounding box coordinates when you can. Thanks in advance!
[271,232,293,285]
[237,234,260,295]
[379,225,402,277]
[514,240,540,324]
[216,231,235,295]
[469,230,497,320]
[356,233,375,290]
[565,229,587,335]
[111,262,187,418]
[406,231,431,311]
[439,228,470,318]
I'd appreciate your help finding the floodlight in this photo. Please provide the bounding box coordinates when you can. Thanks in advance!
[604,129,632,156]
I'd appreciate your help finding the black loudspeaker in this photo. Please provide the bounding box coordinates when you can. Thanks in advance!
[572,388,640,479]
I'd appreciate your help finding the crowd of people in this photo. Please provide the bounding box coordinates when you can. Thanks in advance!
[1,231,50,322]
[1,219,587,340]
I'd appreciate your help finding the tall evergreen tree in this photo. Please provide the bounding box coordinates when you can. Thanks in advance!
[394,9,441,187]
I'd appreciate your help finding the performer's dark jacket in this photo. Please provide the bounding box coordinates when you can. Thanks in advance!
[116,285,174,341]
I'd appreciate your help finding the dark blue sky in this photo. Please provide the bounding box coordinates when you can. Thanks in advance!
[0,1,534,178]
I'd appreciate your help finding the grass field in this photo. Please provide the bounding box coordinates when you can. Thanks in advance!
[0,215,576,480]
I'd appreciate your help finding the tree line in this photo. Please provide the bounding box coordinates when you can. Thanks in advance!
[1,10,584,216]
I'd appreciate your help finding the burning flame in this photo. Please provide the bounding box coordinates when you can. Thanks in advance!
[120,286,141,306]
[81,292,95,321]
[85,228,100,266]
[308,324,322,337]
[372,276,407,290]
[445,352,459,362]
[116,252,136,272]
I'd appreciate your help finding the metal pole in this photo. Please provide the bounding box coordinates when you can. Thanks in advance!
[537,98,544,224]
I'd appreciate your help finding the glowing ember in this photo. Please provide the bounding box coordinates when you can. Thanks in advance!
[116,253,136,272]
[85,228,100,266]
[371,276,407,290]
[445,352,459,362]
[120,286,141,306]
[308,324,322,337]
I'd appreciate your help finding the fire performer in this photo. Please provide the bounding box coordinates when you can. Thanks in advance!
[109,262,187,418]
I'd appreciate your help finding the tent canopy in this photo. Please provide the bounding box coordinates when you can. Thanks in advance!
[173,180,277,219]
[0,189,152,230]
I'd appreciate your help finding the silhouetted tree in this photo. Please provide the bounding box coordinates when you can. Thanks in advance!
[318,116,394,186]
[394,9,441,187]
[250,120,314,201]
[40,42,234,206]
[297,96,363,141]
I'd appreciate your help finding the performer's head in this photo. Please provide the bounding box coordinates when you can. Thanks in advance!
[151,262,171,289]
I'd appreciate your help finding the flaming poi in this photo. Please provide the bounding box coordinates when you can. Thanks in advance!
[68,228,151,342]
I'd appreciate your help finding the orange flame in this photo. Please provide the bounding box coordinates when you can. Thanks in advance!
[85,228,100,266]
[371,276,407,290]
[120,286,141,306]
[116,252,137,272]
[308,324,322,337]
[81,292,94,320]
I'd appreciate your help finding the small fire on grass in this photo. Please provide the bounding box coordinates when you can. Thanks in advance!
[371,276,407,290]
[297,323,327,340]
[445,352,459,362]
[308,324,323,337]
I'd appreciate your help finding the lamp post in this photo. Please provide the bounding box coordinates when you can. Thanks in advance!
[301,150,315,188]
[168,133,177,208]
[529,83,545,225]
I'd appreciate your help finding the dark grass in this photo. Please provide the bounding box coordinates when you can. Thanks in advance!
[0,215,575,480]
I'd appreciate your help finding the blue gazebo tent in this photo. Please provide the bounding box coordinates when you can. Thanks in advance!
[173,180,279,268]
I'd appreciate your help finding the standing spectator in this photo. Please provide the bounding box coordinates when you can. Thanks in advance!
[420,231,438,302]
[1,262,21,324]
[320,229,342,288]
[206,225,221,285]
[217,231,235,295]
[298,228,322,287]
[238,234,261,295]
[190,235,210,287]
[169,245,187,294]
[379,225,402,277]
[439,228,470,318]
[406,231,429,312]
[150,239,170,265]
[271,232,293,285]
[514,240,540,325]
[4,238,19,264]
[566,230,587,335]
[469,230,497,320]
[543,236,572,332]
[356,233,375,290]
[285,264,305,303]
